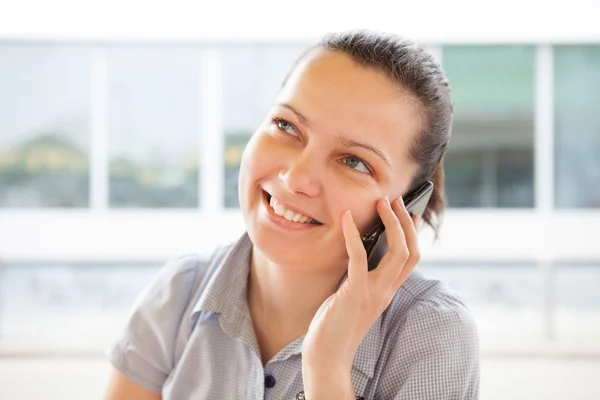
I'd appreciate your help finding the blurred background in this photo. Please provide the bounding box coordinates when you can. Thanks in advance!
[0,1,599,399]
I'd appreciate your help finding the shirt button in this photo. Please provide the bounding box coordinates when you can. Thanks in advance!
[264,374,276,388]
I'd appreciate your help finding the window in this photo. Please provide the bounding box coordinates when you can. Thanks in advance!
[555,264,600,342]
[107,46,201,208]
[421,263,543,344]
[554,45,600,208]
[222,45,309,207]
[0,263,160,343]
[443,46,535,208]
[0,45,91,207]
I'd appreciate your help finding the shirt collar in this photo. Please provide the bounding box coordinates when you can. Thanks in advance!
[190,232,383,378]
[192,232,253,317]
[191,232,260,353]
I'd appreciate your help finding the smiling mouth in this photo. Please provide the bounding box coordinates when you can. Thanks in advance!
[264,191,323,225]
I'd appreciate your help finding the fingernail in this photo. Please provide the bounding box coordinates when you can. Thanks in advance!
[398,196,405,207]
[384,196,391,208]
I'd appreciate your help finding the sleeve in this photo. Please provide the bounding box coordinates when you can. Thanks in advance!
[376,299,480,400]
[105,254,202,394]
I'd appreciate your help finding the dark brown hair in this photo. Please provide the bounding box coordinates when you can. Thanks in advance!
[283,30,453,238]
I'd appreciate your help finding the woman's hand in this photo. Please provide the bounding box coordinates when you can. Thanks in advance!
[302,196,421,375]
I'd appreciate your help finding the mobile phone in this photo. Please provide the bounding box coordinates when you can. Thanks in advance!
[362,181,434,271]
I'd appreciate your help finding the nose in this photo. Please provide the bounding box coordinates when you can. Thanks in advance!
[278,150,322,197]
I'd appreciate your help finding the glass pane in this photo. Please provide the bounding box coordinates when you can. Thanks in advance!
[0,45,91,207]
[554,45,600,208]
[443,46,535,208]
[222,45,309,208]
[0,263,160,345]
[420,263,543,347]
[108,46,200,208]
[555,264,600,345]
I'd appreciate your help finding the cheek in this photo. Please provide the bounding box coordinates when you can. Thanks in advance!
[238,136,264,212]
[240,135,272,177]
[239,132,291,191]
[354,204,380,235]
[239,137,258,180]
[327,186,379,234]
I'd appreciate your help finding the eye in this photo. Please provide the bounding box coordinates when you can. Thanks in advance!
[273,118,298,137]
[343,155,371,174]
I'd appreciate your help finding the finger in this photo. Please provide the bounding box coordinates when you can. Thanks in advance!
[391,197,421,290]
[392,197,418,258]
[374,196,408,282]
[341,210,368,284]
[412,214,420,227]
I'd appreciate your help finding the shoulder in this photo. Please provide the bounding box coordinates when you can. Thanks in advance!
[105,242,237,393]
[147,253,204,292]
[139,241,237,304]
[373,271,480,398]
[382,269,479,360]
[126,253,205,317]
[389,270,477,334]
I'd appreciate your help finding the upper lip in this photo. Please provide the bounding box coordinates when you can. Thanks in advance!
[264,190,323,224]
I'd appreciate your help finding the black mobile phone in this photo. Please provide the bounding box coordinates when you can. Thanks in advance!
[362,181,434,271]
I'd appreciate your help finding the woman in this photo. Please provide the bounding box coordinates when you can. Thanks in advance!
[103,30,479,399]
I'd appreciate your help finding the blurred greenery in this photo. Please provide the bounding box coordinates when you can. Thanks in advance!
[0,132,199,208]
[0,133,89,207]
[224,133,252,208]
[109,155,199,208]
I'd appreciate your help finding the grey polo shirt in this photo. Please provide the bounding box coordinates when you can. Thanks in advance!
[107,233,479,399]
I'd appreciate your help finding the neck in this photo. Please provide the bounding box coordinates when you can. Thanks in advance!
[247,247,346,338]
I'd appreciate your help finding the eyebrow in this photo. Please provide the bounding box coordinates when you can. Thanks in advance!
[279,102,312,128]
[337,136,394,172]
[277,102,394,172]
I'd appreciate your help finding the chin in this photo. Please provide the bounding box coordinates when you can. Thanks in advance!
[248,225,311,268]
[248,221,347,274]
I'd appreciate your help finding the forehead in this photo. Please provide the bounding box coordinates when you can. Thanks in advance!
[277,50,423,173]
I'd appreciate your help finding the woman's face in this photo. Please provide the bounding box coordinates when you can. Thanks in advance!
[238,50,423,273]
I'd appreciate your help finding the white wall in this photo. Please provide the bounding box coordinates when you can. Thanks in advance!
[0,0,599,43]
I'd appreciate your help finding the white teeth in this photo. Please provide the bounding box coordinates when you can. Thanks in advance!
[267,195,315,224]
[274,203,285,216]
[284,209,294,221]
